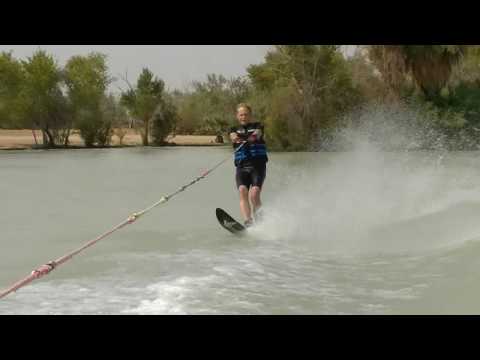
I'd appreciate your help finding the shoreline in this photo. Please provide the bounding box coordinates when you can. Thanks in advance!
[3,130,480,152]
[0,129,224,151]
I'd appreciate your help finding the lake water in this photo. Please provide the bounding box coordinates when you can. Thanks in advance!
[2,146,480,314]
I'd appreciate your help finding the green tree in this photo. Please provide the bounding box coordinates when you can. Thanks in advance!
[108,96,130,146]
[248,45,361,150]
[173,90,203,134]
[121,68,165,146]
[175,74,251,137]
[0,52,25,128]
[97,94,123,146]
[64,53,111,147]
[151,95,178,146]
[346,47,391,104]
[18,50,69,148]
[450,45,480,86]
[191,74,232,135]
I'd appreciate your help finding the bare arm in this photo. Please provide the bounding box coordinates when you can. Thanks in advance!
[230,132,240,143]
[247,126,264,143]
[252,128,263,138]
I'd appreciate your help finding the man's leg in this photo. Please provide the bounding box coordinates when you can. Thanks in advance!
[239,185,252,223]
[237,167,254,224]
[249,164,266,220]
[249,186,262,216]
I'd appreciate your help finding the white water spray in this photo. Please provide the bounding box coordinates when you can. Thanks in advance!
[252,105,480,254]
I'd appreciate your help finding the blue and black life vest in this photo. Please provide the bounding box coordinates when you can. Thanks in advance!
[230,122,268,167]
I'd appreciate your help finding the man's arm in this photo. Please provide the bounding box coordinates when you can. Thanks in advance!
[230,131,240,143]
[230,128,240,143]
[248,123,264,143]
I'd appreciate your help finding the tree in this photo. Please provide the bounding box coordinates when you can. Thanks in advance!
[18,50,69,148]
[151,95,178,145]
[346,47,391,104]
[97,94,123,146]
[174,74,252,137]
[173,91,203,134]
[366,45,467,101]
[121,68,165,146]
[64,53,111,147]
[247,45,361,150]
[109,97,130,146]
[0,52,24,128]
[191,74,233,136]
[449,45,480,86]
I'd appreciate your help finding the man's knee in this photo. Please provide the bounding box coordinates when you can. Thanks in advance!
[239,186,249,198]
[249,186,261,200]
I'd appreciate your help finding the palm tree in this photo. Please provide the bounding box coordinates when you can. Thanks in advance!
[367,45,467,100]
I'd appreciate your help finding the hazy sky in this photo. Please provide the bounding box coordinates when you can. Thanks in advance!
[0,45,273,91]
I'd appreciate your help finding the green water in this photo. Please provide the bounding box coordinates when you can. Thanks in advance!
[2,147,480,314]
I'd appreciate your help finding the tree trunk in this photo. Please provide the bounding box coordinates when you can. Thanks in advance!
[41,130,48,147]
[64,126,71,147]
[44,128,55,148]
[143,118,150,146]
[32,129,38,146]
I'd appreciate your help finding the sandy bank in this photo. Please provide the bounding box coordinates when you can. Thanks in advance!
[0,129,222,150]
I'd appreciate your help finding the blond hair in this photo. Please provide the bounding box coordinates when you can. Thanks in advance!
[236,103,252,114]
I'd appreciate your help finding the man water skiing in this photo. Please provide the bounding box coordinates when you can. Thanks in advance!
[230,104,268,228]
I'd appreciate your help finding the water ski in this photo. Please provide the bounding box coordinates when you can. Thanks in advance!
[216,208,246,235]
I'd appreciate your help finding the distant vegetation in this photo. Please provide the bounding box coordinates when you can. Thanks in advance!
[1,45,480,150]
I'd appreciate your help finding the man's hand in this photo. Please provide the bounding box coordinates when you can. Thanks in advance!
[230,133,241,143]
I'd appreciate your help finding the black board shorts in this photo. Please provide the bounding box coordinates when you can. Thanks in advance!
[236,163,267,189]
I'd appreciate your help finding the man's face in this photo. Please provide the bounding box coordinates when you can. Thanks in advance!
[236,107,251,126]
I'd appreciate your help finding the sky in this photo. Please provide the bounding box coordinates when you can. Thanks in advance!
[0,45,273,92]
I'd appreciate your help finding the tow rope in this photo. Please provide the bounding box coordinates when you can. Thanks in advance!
[0,142,246,300]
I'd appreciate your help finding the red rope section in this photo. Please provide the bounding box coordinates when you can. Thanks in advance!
[0,143,246,300]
